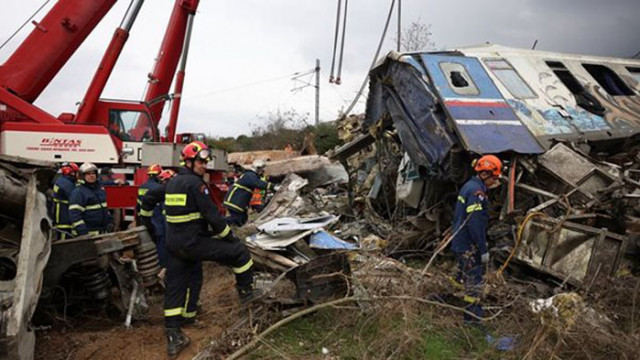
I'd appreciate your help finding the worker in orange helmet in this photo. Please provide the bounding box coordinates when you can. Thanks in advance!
[450,154,502,323]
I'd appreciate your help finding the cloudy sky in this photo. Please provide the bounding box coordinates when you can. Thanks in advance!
[1,0,639,138]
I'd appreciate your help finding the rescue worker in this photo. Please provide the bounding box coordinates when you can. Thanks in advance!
[52,162,79,239]
[137,164,165,264]
[69,162,113,236]
[223,159,278,226]
[98,167,124,186]
[162,141,260,358]
[450,155,502,323]
[249,178,269,213]
[141,169,203,328]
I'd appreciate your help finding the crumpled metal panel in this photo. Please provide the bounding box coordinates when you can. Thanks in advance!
[2,172,51,360]
[518,218,627,286]
[258,215,339,237]
[366,58,458,174]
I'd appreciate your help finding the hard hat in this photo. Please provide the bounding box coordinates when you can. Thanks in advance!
[252,159,266,171]
[158,169,176,182]
[60,162,79,176]
[473,155,502,177]
[79,162,98,175]
[181,141,211,162]
[147,164,163,175]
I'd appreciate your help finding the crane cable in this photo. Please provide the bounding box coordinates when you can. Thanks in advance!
[335,0,349,85]
[343,0,396,117]
[329,0,342,83]
[0,0,51,52]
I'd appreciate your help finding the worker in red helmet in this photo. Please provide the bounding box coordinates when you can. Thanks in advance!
[52,162,79,239]
[450,155,502,323]
[161,141,260,358]
[137,164,165,264]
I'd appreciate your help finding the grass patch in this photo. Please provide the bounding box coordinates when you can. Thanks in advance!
[249,306,502,360]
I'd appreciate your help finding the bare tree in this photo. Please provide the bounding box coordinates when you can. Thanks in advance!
[396,19,435,52]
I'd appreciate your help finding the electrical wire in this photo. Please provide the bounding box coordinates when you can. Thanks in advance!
[495,212,547,278]
[343,0,396,117]
[329,0,342,82]
[335,0,349,84]
[185,72,304,100]
[0,0,51,52]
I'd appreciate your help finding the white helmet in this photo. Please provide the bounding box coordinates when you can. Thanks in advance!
[79,162,98,174]
[252,159,266,171]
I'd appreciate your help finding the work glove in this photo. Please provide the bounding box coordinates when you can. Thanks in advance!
[273,185,282,192]
[481,252,490,264]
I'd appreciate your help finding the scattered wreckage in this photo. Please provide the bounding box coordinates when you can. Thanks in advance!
[0,155,161,359]
[331,44,640,286]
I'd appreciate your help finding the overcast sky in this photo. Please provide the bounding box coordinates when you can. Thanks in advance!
[1,0,639,138]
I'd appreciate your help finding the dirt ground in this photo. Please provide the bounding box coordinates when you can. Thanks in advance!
[34,263,243,360]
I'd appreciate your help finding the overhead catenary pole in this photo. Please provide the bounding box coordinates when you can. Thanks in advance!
[315,59,320,125]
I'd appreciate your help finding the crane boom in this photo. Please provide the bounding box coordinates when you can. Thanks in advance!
[75,0,145,124]
[144,0,200,126]
[0,0,117,103]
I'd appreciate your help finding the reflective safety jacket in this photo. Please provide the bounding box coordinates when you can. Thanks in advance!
[52,175,76,231]
[164,167,230,249]
[140,181,167,238]
[223,170,271,213]
[451,176,489,255]
[69,181,112,236]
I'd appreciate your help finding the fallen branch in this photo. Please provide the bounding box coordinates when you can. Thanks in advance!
[223,295,502,360]
[421,216,469,276]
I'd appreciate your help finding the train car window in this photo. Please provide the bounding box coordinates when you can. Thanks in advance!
[484,59,536,99]
[546,61,606,116]
[583,64,634,96]
[626,67,640,84]
[439,62,479,96]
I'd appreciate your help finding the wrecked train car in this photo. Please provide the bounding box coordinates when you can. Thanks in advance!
[336,44,640,285]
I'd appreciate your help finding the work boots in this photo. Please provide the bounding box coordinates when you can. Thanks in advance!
[237,284,264,305]
[166,328,190,359]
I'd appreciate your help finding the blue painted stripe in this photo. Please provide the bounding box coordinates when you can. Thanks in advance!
[447,105,519,121]
[458,124,544,154]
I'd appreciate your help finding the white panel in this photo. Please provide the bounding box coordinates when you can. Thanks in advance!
[1,131,119,164]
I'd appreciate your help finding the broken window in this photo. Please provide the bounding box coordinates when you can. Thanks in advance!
[484,59,536,99]
[439,62,479,96]
[583,63,634,96]
[546,61,606,116]
[626,66,640,85]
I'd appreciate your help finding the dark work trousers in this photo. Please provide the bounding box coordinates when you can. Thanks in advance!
[164,236,253,329]
[184,261,203,320]
[156,234,168,268]
[454,249,484,322]
[225,209,248,227]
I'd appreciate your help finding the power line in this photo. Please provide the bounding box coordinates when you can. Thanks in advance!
[335,0,349,84]
[343,0,397,117]
[329,0,342,83]
[185,71,304,100]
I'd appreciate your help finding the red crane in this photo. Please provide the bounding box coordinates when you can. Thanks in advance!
[0,0,201,164]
